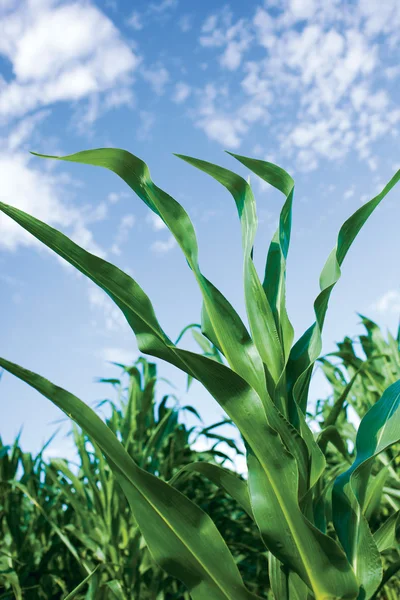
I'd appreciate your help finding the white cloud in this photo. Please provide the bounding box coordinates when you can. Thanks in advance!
[146,212,167,231]
[200,7,252,71]
[101,346,137,365]
[87,284,127,332]
[149,0,178,14]
[5,109,50,151]
[0,151,81,252]
[111,213,135,255]
[194,83,248,148]
[151,235,176,254]
[357,0,400,41]
[385,65,400,80]
[0,0,139,122]
[172,82,191,103]
[141,63,169,95]
[194,2,400,170]
[107,191,130,204]
[289,0,316,21]
[344,187,355,199]
[199,116,245,148]
[127,10,143,30]
[178,14,192,32]
[137,110,155,141]
[0,110,107,258]
[370,290,400,314]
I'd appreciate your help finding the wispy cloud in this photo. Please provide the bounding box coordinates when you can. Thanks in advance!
[149,0,178,14]
[111,213,135,256]
[194,1,400,170]
[141,63,170,96]
[172,82,191,103]
[107,191,131,204]
[87,284,127,332]
[194,83,248,148]
[146,213,167,231]
[178,14,193,32]
[200,6,252,71]
[137,110,156,141]
[127,11,143,31]
[100,346,137,365]
[370,290,400,314]
[151,235,176,254]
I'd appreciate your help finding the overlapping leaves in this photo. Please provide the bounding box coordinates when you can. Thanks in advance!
[0,147,399,599]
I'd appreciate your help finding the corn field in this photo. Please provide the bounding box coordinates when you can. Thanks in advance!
[0,147,399,599]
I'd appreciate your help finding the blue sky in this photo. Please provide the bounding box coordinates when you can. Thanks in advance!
[0,0,399,471]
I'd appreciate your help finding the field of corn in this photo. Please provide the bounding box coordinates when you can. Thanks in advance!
[0,148,399,600]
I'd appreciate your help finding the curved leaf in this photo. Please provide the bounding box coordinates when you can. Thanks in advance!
[286,170,400,422]
[0,357,261,600]
[169,461,254,519]
[30,149,267,401]
[175,154,285,395]
[373,509,400,552]
[333,378,400,597]
[226,152,295,373]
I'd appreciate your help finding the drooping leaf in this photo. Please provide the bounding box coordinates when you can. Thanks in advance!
[169,461,254,519]
[29,148,267,400]
[0,357,261,600]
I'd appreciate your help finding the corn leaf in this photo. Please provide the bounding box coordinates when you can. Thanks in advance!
[0,357,261,600]
[30,149,267,400]
[373,509,400,552]
[226,153,295,371]
[333,378,400,598]
[175,154,284,394]
[169,461,254,519]
[0,149,361,600]
[286,170,400,422]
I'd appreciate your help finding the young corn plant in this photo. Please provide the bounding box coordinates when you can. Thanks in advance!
[0,147,399,600]
[311,316,400,599]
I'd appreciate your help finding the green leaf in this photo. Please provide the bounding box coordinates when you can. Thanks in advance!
[370,560,400,600]
[0,357,261,600]
[226,153,295,371]
[363,466,389,521]
[63,566,101,600]
[286,169,400,422]
[169,462,254,519]
[30,148,267,401]
[0,147,360,600]
[246,444,358,599]
[317,426,351,463]
[269,556,310,600]
[373,509,400,552]
[175,153,285,395]
[333,378,400,598]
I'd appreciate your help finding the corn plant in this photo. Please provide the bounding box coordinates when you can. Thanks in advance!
[0,432,92,599]
[1,356,264,599]
[311,316,400,599]
[0,147,399,599]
